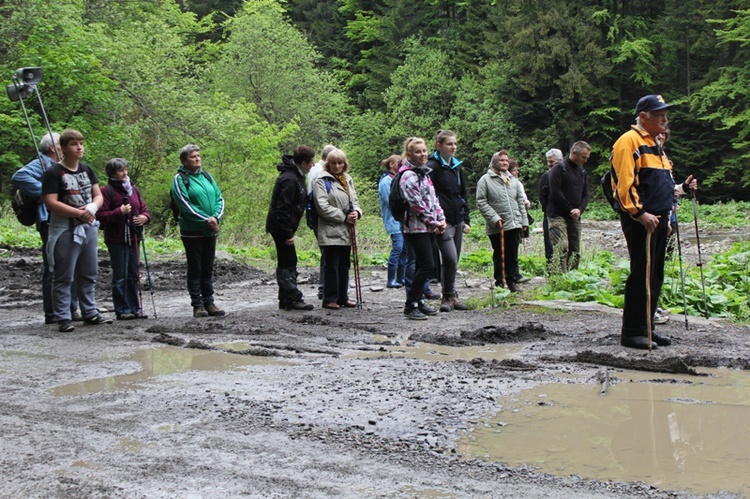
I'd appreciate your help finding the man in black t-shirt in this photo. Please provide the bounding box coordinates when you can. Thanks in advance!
[41,129,112,332]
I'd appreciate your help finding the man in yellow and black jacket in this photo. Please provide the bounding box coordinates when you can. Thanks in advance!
[610,94,697,350]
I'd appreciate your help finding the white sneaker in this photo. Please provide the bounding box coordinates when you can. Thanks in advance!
[653,308,670,324]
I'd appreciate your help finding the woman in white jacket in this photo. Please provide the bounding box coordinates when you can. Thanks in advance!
[476,150,529,292]
[313,148,362,309]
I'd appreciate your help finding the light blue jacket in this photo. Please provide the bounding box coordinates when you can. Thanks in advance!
[11,154,55,229]
[378,172,401,235]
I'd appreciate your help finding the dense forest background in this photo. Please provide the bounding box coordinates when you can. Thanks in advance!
[1,0,749,243]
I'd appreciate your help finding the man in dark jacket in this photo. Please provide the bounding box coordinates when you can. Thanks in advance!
[538,148,563,267]
[547,141,590,273]
[266,145,316,310]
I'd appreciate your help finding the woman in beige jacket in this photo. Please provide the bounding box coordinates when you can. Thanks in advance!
[476,150,529,292]
[312,148,362,309]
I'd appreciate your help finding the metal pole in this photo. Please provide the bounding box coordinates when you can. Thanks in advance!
[139,232,158,319]
[31,85,58,161]
[690,194,709,319]
[673,209,689,330]
[350,223,363,309]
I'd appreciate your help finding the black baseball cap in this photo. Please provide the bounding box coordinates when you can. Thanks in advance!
[635,94,672,116]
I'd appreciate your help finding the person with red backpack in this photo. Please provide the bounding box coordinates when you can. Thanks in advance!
[97,158,151,320]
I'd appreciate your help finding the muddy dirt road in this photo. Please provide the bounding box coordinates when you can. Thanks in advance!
[1,243,749,498]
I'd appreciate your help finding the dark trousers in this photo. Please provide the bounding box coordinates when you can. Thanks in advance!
[108,241,141,315]
[489,228,521,287]
[404,235,431,297]
[181,235,217,307]
[271,232,303,307]
[620,213,669,338]
[322,245,351,304]
[404,233,436,303]
[39,222,78,319]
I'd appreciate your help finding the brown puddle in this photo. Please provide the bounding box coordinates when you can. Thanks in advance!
[51,346,285,397]
[345,335,519,362]
[459,368,750,496]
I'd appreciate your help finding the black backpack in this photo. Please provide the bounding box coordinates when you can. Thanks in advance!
[389,169,421,222]
[601,169,621,212]
[305,177,332,230]
[11,188,38,226]
[170,170,212,222]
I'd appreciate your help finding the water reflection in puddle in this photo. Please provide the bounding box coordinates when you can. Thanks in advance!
[346,335,519,362]
[51,346,285,397]
[459,368,750,496]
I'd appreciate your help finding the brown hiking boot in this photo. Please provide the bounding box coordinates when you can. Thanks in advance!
[451,293,468,311]
[193,306,209,318]
[205,303,225,316]
[439,295,454,312]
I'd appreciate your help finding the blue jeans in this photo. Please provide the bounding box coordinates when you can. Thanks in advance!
[108,242,141,315]
[388,233,408,268]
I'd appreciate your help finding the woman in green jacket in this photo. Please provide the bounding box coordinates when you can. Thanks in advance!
[170,144,226,317]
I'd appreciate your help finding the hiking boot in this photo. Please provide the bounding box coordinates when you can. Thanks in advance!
[58,320,75,333]
[621,335,657,350]
[205,303,225,316]
[451,293,468,311]
[193,306,209,318]
[517,276,531,283]
[417,300,438,316]
[83,314,113,325]
[117,313,136,320]
[322,302,340,310]
[290,300,314,311]
[651,331,672,346]
[71,312,83,322]
[439,295,454,313]
[423,290,440,300]
[507,281,519,293]
[404,302,427,320]
[45,316,57,325]
[134,312,148,319]
[386,280,403,289]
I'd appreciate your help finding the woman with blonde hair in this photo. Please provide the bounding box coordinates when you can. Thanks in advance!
[396,137,446,320]
[313,148,362,309]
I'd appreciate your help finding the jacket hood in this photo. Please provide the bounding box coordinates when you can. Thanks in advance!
[398,159,431,175]
[277,155,300,173]
[430,151,463,169]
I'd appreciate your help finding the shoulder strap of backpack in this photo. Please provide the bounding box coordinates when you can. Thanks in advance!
[102,185,113,206]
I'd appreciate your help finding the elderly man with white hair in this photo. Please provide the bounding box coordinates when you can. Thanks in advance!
[538,148,563,267]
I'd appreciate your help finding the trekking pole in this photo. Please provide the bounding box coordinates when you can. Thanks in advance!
[673,209,689,330]
[349,223,363,309]
[645,230,653,352]
[123,214,131,314]
[139,229,158,319]
[133,221,144,316]
[690,193,709,319]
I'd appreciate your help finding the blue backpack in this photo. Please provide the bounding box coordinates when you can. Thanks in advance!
[305,177,332,230]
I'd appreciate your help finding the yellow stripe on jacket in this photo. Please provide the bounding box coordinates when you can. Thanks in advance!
[610,125,674,217]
